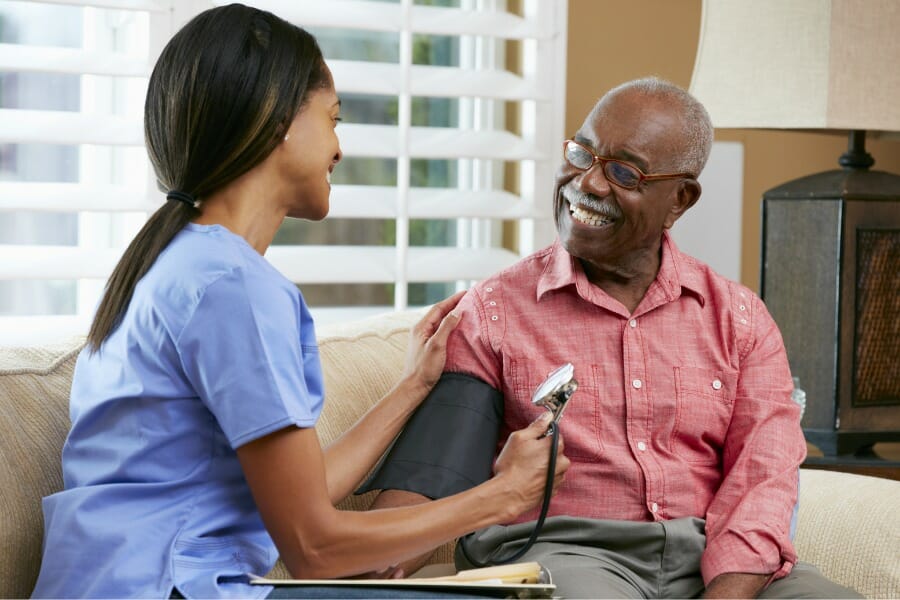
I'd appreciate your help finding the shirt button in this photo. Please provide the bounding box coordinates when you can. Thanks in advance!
[629,319,637,328]
[632,379,642,389]
[637,441,647,451]
[488,301,497,306]
[650,502,659,513]
[712,379,722,390]
[485,287,493,292]
[490,315,498,321]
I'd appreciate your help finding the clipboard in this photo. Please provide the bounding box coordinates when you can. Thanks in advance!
[249,561,556,599]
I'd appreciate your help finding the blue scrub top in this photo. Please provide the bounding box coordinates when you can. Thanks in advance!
[32,223,324,599]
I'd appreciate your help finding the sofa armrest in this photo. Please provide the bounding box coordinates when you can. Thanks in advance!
[0,338,83,599]
[796,468,899,599]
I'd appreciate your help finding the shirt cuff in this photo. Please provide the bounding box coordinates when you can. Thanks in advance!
[701,532,796,586]
[764,560,795,587]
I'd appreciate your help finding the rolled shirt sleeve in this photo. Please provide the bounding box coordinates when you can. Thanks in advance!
[701,293,806,585]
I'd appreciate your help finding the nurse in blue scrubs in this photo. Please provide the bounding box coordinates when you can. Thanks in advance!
[30,4,569,599]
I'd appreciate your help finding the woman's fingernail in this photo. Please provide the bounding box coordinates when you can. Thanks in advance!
[535,412,552,424]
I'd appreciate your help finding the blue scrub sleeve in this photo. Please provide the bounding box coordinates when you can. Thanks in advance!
[176,267,323,448]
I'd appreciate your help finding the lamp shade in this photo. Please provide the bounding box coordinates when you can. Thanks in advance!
[689,0,900,132]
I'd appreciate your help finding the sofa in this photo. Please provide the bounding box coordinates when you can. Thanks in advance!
[1,310,897,599]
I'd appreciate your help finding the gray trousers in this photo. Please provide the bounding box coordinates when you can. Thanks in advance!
[455,516,861,599]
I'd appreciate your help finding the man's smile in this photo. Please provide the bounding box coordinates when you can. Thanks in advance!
[561,185,619,228]
[570,203,614,226]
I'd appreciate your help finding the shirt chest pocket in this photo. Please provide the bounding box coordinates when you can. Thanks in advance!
[510,360,602,460]
[669,365,738,464]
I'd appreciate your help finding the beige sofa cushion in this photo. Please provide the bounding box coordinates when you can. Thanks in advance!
[0,338,82,600]
[313,310,421,462]
[795,469,900,599]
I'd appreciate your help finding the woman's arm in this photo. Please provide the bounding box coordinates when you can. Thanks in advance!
[319,292,463,503]
[236,413,566,579]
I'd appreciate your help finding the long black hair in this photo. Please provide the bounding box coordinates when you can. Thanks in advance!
[87,4,330,350]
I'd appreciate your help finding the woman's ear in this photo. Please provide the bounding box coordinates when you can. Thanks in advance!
[663,179,701,229]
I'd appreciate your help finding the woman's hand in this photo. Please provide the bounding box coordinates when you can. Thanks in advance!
[400,290,465,393]
[492,413,571,517]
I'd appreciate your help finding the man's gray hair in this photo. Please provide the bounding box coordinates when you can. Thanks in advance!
[602,77,714,177]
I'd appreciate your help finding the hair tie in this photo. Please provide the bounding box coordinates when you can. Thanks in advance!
[166,190,196,207]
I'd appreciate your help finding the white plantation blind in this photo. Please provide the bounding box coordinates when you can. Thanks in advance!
[0,0,166,345]
[0,0,567,345]
[230,0,568,316]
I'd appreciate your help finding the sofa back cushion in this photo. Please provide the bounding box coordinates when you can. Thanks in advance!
[0,339,82,599]
[266,310,457,578]
[795,468,900,599]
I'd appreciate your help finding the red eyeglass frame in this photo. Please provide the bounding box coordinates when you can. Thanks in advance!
[563,139,694,189]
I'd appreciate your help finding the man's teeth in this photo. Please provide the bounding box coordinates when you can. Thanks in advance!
[326,171,332,185]
[570,204,612,226]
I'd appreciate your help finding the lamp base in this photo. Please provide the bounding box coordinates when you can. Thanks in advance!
[761,167,900,457]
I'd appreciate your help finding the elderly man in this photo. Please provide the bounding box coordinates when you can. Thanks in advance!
[363,78,858,599]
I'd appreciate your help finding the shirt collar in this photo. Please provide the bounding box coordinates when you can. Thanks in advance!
[657,232,706,307]
[535,241,577,300]
[536,232,707,307]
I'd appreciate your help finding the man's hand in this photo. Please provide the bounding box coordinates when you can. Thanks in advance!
[703,572,769,598]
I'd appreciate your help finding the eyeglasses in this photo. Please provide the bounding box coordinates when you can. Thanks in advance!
[562,139,693,190]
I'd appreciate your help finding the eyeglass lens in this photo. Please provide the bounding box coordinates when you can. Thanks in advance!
[564,142,641,189]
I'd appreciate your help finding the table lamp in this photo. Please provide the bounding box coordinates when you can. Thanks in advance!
[689,0,900,456]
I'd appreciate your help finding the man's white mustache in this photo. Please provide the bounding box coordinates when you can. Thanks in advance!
[561,184,621,220]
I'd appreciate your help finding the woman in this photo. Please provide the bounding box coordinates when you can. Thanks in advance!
[31,4,568,599]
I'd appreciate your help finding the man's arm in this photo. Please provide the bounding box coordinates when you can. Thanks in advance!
[368,490,435,576]
[701,291,806,593]
[362,288,506,577]
[357,371,504,576]
[703,573,769,599]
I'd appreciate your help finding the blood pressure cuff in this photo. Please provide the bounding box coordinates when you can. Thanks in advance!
[356,372,503,499]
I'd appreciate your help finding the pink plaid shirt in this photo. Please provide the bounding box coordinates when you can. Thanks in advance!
[445,233,806,585]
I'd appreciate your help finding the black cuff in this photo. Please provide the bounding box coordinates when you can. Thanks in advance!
[356,372,503,499]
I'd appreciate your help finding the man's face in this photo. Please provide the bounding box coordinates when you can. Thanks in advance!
[553,91,695,272]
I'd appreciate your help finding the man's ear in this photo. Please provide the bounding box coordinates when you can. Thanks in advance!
[663,179,701,229]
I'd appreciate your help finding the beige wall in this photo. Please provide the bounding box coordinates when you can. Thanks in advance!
[566,0,900,291]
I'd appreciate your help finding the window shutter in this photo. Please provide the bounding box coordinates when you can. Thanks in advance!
[0,0,167,345]
[0,0,567,344]
[214,0,567,324]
